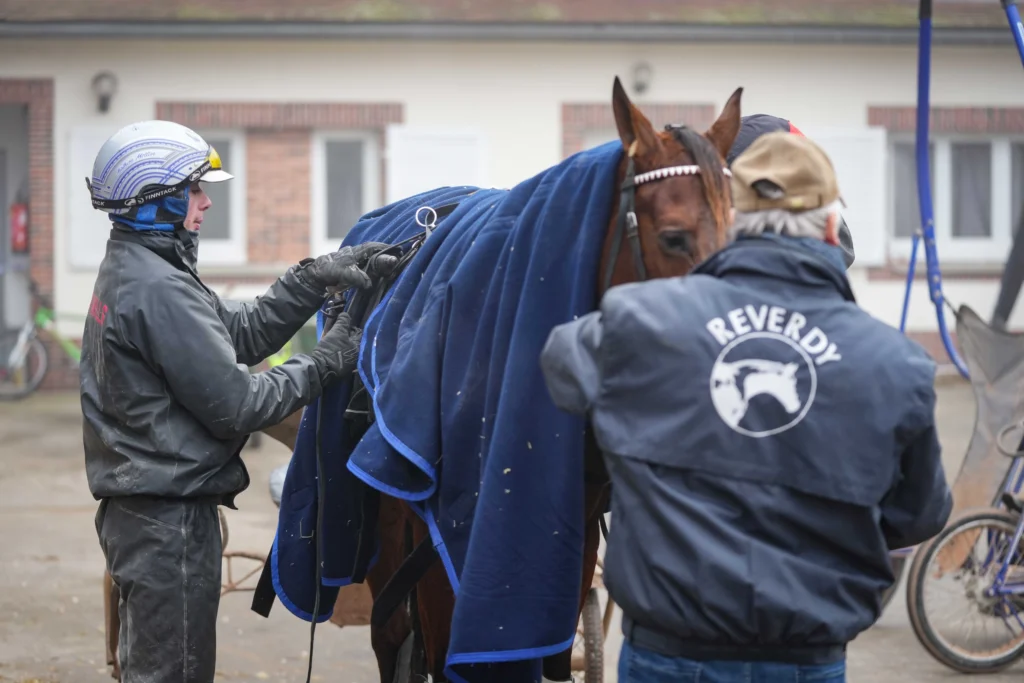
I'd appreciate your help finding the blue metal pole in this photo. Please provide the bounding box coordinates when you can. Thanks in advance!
[916,0,971,378]
[899,234,920,334]
[1002,0,1024,66]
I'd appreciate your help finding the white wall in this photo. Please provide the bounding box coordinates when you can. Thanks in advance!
[1,37,1023,343]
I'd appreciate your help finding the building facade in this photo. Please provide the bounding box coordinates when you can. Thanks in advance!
[0,1,1020,386]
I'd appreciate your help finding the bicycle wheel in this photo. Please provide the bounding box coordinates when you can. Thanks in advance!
[906,509,1024,673]
[880,552,909,612]
[0,334,48,400]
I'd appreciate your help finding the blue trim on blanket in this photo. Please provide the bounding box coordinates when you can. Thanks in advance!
[270,533,333,623]
[322,547,380,587]
[447,633,578,666]
[347,458,436,502]
[425,507,461,594]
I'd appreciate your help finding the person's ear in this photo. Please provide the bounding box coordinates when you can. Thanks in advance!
[823,210,839,246]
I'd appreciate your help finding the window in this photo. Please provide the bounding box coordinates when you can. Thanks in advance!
[888,135,1020,263]
[582,128,619,151]
[311,131,381,257]
[194,130,246,264]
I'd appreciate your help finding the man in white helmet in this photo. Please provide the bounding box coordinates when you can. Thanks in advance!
[80,120,390,682]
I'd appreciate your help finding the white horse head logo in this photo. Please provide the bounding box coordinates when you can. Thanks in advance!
[709,332,817,438]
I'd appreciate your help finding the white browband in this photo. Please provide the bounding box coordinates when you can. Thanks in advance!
[634,165,732,186]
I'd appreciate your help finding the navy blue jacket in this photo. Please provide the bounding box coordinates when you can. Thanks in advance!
[540,235,952,649]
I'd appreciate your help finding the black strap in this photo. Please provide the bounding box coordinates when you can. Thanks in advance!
[598,158,630,294]
[370,534,440,630]
[251,552,277,617]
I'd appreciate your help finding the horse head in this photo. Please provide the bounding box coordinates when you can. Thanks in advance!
[600,76,742,296]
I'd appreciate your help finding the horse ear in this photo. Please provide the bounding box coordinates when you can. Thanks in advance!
[612,76,660,158]
[705,87,744,160]
[785,362,799,376]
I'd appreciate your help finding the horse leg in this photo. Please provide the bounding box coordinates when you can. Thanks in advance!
[365,494,415,683]
[407,505,455,681]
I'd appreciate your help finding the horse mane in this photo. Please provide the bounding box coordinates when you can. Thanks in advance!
[665,125,732,238]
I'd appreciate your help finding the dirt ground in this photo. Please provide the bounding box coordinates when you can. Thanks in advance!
[0,379,1021,683]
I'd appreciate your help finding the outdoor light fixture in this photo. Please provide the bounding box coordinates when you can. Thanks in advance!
[632,62,653,95]
[91,71,118,113]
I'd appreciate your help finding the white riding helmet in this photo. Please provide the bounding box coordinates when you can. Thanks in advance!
[87,120,233,216]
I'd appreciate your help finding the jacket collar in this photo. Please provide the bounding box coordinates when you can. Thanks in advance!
[693,234,857,303]
[109,222,202,279]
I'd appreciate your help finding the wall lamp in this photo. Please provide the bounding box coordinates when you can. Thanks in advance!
[632,62,653,96]
[91,71,119,114]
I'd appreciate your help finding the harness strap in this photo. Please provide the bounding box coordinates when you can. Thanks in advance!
[602,157,641,293]
[370,534,440,630]
[623,179,646,284]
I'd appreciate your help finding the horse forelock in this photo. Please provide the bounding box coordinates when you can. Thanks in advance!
[665,125,731,240]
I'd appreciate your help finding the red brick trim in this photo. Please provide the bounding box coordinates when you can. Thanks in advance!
[562,103,716,158]
[866,263,1003,282]
[868,106,1024,134]
[0,80,54,301]
[154,102,404,131]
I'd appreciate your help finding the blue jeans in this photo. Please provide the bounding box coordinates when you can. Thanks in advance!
[618,641,846,683]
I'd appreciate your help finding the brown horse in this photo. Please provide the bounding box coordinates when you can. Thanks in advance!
[259,76,742,682]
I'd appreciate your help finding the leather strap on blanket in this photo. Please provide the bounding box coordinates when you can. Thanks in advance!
[370,534,440,629]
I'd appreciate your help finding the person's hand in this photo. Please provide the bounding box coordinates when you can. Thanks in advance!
[309,312,362,386]
[301,242,393,293]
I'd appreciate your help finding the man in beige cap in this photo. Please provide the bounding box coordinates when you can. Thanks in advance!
[540,131,951,682]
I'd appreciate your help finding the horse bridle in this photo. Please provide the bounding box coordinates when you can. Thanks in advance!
[601,128,733,294]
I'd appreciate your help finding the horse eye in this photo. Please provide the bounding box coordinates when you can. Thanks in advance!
[658,230,694,255]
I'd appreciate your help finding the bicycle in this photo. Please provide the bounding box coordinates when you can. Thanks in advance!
[904,419,1024,673]
[0,278,81,400]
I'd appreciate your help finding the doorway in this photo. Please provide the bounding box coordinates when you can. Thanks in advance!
[0,104,29,335]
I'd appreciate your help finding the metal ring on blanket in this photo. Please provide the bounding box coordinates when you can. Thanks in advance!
[416,206,439,237]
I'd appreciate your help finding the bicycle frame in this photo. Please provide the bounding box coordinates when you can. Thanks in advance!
[34,305,81,367]
[4,318,37,370]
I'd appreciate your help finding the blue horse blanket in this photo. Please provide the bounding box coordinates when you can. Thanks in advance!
[270,140,622,682]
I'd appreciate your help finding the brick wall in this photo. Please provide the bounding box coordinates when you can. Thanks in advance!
[0,80,68,389]
[868,106,1024,134]
[246,130,312,264]
[156,102,404,264]
[562,102,716,158]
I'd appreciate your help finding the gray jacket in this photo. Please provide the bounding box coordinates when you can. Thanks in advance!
[80,224,326,504]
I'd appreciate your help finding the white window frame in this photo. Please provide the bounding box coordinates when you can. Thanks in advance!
[887,132,1020,265]
[193,129,247,265]
[310,130,382,258]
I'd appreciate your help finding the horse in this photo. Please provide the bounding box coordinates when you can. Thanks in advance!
[259,76,743,683]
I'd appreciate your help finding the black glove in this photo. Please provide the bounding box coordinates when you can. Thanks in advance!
[299,242,393,293]
[309,312,362,386]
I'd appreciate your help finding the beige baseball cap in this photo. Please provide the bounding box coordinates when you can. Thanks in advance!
[730,131,844,212]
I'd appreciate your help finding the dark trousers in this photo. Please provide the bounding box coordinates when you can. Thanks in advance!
[96,496,222,683]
